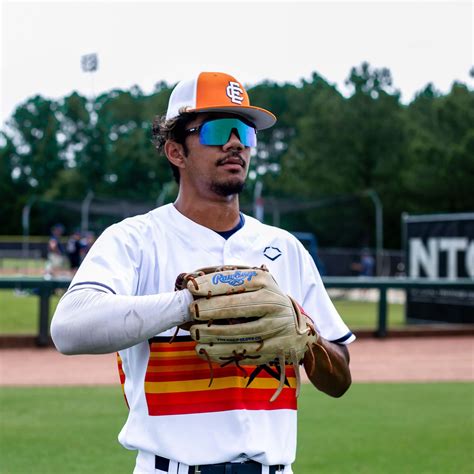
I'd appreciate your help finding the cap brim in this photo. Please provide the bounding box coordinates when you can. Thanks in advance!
[190,105,276,130]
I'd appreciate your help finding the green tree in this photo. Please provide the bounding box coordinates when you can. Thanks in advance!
[6,96,62,195]
[91,87,174,200]
[278,63,407,248]
[404,82,474,213]
[0,132,28,232]
[45,86,175,204]
[44,92,93,200]
[1,69,472,241]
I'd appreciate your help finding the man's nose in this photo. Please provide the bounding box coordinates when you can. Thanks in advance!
[222,130,244,150]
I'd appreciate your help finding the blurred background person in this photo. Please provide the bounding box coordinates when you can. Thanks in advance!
[80,231,96,262]
[351,248,375,277]
[66,229,83,275]
[359,249,375,277]
[45,224,66,277]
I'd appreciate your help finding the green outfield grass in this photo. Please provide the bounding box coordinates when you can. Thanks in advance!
[0,289,404,334]
[0,383,472,473]
[333,298,404,329]
[0,257,46,271]
[0,290,61,333]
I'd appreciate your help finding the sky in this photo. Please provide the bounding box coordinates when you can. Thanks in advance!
[0,0,472,127]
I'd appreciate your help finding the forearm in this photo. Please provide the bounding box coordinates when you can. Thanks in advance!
[303,337,352,397]
[51,288,193,355]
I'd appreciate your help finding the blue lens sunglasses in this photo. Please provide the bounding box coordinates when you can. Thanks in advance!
[184,118,257,147]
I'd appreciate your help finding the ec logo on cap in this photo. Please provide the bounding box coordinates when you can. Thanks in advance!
[226,81,244,104]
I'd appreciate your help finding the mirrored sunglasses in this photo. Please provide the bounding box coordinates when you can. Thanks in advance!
[185,118,257,147]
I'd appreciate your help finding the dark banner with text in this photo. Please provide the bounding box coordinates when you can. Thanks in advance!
[404,213,474,324]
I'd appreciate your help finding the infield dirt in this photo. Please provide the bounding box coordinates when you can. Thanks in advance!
[0,336,472,386]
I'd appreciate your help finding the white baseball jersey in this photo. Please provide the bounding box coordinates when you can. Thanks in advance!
[70,203,354,471]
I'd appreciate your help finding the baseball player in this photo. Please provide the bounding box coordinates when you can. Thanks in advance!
[51,72,355,474]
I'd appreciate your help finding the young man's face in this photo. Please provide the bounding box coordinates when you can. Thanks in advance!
[178,113,254,198]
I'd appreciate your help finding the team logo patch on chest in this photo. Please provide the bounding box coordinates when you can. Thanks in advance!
[263,246,282,261]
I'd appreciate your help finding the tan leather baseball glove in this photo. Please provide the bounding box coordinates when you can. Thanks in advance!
[174,265,321,402]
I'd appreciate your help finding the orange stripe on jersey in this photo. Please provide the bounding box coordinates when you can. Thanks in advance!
[150,341,196,352]
[145,375,295,393]
[145,367,295,382]
[144,337,297,416]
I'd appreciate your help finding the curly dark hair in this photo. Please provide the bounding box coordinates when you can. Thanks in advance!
[151,112,198,183]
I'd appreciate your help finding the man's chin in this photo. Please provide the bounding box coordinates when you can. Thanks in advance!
[210,179,246,197]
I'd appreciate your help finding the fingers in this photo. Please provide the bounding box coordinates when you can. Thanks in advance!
[190,317,288,342]
[190,288,290,320]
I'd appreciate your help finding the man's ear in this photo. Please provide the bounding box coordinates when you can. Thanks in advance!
[164,140,186,169]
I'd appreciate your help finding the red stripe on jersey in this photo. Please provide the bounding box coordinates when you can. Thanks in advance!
[150,341,196,352]
[116,353,129,408]
[146,387,296,416]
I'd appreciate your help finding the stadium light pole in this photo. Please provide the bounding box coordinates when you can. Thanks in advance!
[79,54,98,233]
[22,196,36,273]
[81,53,98,93]
[81,190,94,234]
[81,52,98,128]
[364,189,384,276]
[254,180,264,222]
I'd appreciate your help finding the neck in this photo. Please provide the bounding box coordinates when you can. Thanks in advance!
[174,191,241,232]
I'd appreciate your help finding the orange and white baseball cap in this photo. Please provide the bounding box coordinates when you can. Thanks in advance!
[165,72,276,130]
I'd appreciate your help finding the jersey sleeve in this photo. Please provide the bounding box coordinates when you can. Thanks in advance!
[299,246,355,345]
[68,223,140,296]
